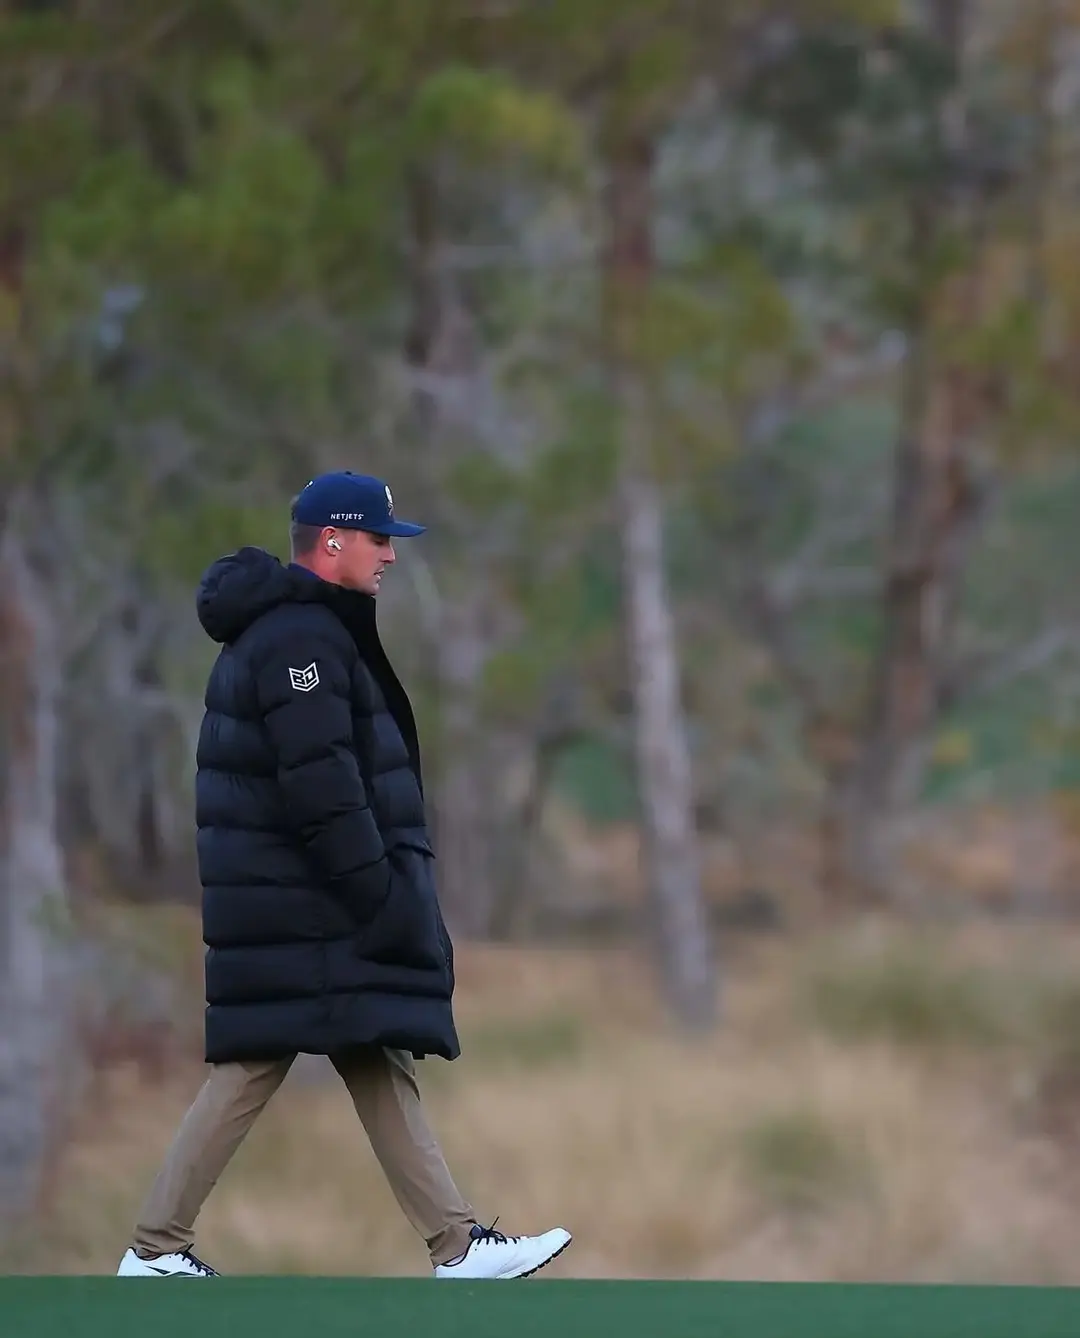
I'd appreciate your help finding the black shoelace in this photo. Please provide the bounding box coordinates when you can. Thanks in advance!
[472,1217,518,1247]
[179,1249,218,1276]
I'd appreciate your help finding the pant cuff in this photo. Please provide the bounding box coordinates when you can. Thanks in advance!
[429,1222,477,1267]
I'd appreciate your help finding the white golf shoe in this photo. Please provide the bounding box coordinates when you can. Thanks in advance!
[117,1247,219,1277]
[433,1220,572,1279]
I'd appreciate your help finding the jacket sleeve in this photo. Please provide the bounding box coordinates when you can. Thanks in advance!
[254,630,389,916]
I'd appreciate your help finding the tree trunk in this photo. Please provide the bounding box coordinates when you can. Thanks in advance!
[837,281,989,899]
[430,592,501,937]
[604,131,717,1030]
[826,3,992,901]
[68,593,182,893]
[0,521,69,1224]
[403,164,500,937]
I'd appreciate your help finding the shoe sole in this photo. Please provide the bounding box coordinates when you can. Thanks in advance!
[511,1234,573,1280]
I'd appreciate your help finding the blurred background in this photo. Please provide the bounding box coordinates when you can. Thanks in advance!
[5,0,1080,1282]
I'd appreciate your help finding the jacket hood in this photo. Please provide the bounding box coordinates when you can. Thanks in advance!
[196,547,327,644]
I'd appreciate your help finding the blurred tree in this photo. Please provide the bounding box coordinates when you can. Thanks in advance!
[468,0,724,1026]
[723,0,1080,900]
[497,0,897,1014]
[392,49,584,936]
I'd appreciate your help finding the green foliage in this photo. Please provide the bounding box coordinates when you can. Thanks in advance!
[920,462,1080,801]
[643,247,800,395]
[6,0,1080,915]
[1031,977,1080,1070]
[804,940,1012,1049]
[741,26,958,196]
[152,115,327,298]
[800,936,1080,1139]
[144,497,285,586]
[408,64,582,176]
[553,737,637,826]
[0,110,95,216]
[443,452,521,518]
[38,150,169,276]
[523,410,619,524]
[482,533,620,722]
[0,11,97,62]
[739,1105,871,1213]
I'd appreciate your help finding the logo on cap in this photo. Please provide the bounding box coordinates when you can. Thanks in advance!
[385,485,394,515]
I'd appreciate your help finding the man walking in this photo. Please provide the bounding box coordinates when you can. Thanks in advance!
[116,471,571,1280]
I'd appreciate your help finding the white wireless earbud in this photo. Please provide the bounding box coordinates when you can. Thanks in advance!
[327,538,342,552]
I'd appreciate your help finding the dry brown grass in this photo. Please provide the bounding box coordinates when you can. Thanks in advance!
[8,915,1080,1281]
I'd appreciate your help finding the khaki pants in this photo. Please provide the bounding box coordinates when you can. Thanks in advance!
[132,1047,477,1267]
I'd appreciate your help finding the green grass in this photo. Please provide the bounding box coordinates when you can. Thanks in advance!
[738,1106,872,1213]
[802,941,1011,1049]
[4,1279,1080,1338]
[798,934,1080,1057]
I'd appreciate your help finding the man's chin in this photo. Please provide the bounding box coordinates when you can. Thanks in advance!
[339,576,380,596]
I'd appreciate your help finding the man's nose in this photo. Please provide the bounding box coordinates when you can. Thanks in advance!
[384,542,396,564]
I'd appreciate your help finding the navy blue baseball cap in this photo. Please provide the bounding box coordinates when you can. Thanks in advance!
[292,471,426,538]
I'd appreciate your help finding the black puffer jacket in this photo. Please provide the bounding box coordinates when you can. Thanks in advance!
[194,546,458,1064]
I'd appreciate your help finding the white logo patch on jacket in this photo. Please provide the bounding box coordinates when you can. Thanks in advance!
[288,662,319,692]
